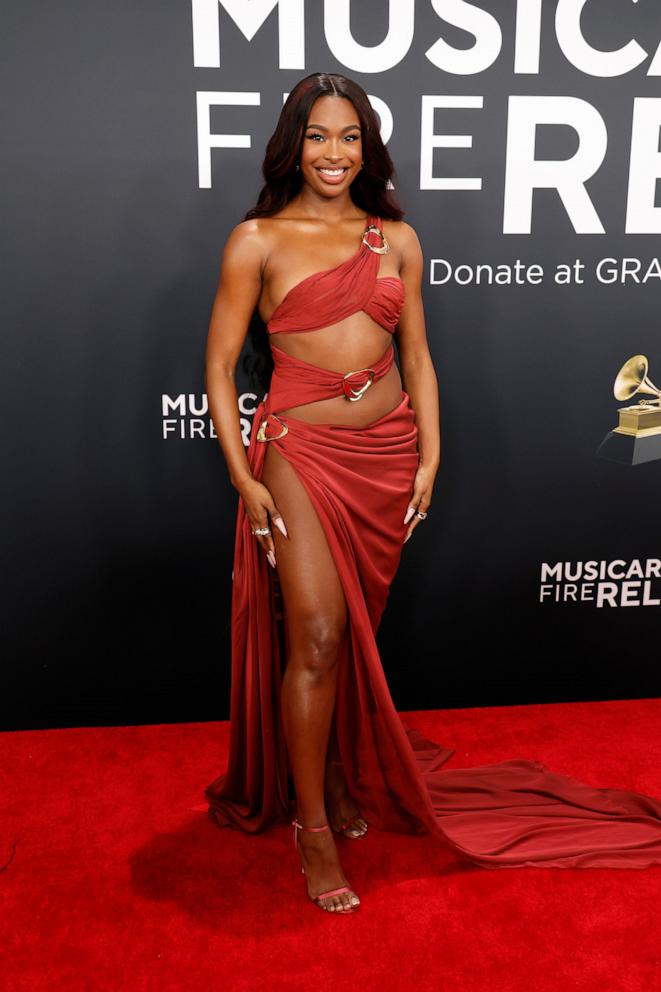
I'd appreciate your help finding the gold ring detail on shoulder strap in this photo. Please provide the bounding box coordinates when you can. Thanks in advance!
[362,224,389,255]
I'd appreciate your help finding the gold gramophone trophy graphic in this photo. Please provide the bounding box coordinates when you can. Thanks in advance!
[597,355,661,465]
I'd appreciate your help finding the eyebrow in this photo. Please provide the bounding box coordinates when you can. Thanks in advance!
[305,123,361,132]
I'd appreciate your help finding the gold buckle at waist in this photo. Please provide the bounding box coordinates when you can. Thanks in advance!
[342,367,376,401]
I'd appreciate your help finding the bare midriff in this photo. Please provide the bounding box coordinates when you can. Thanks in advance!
[266,314,403,427]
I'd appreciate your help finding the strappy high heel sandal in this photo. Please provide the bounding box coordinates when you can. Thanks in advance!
[324,760,368,839]
[292,818,360,914]
[331,815,368,839]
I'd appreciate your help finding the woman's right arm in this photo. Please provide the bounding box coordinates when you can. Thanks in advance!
[205,220,288,565]
[205,221,264,489]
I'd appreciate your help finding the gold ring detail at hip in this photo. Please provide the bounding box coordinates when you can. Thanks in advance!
[256,413,289,442]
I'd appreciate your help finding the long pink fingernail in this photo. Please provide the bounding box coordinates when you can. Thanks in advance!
[403,506,415,524]
[403,533,411,544]
[274,517,288,538]
[267,550,276,568]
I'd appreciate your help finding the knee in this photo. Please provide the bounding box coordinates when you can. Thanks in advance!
[290,614,346,680]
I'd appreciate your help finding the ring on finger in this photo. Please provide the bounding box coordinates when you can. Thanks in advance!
[252,526,271,536]
[415,510,428,520]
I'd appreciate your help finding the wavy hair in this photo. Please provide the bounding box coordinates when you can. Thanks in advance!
[241,72,405,394]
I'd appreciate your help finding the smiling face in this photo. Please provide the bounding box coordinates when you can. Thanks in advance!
[299,95,363,195]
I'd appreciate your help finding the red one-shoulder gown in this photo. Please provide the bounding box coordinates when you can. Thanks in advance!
[203,216,661,869]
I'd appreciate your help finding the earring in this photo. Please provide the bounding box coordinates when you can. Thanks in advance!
[295,164,300,171]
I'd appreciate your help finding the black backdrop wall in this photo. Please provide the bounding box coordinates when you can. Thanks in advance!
[3,1,661,731]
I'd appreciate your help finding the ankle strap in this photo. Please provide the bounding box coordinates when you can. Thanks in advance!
[292,817,329,832]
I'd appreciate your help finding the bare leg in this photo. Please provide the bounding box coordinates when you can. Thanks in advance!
[261,443,360,912]
[324,714,368,837]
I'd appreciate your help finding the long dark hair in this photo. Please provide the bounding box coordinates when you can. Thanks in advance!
[241,72,405,394]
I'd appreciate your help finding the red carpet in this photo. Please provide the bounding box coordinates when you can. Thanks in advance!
[2,698,660,992]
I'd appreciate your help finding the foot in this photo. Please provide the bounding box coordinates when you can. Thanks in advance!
[295,821,361,913]
[324,761,368,838]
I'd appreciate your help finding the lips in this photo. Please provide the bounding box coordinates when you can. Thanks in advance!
[315,166,349,185]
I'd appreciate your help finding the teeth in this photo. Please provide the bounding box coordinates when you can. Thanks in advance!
[318,168,346,175]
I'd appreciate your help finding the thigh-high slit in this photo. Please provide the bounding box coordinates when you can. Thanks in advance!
[204,366,661,868]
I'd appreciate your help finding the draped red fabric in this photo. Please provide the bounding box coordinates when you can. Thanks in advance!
[266,215,404,335]
[266,339,394,412]
[204,214,661,869]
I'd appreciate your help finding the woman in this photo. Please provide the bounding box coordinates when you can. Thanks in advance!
[204,73,661,915]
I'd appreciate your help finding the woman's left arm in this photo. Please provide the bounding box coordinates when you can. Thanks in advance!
[394,221,441,543]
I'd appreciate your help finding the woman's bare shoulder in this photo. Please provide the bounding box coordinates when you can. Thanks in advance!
[223,214,297,265]
[381,217,420,244]
[223,216,270,252]
[220,217,285,280]
[381,218,422,265]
